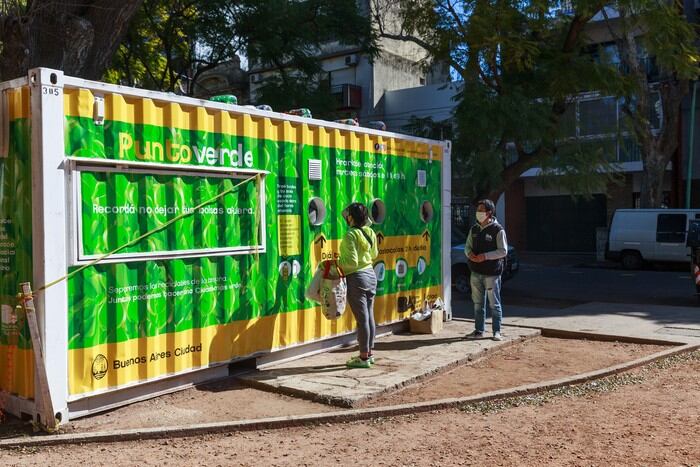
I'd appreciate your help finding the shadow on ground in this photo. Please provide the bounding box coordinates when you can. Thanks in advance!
[0,415,33,439]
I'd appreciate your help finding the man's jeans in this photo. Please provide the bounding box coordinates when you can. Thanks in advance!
[470,272,502,334]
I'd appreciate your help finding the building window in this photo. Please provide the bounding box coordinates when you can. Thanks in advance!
[555,93,660,163]
[619,137,641,163]
[579,97,617,136]
[633,192,671,209]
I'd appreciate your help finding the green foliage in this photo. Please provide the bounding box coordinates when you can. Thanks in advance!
[620,0,699,81]
[0,1,143,80]
[106,0,378,107]
[244,0,378,77]
[253,77,340,119]
[536,139,625,198]
[401,116,453,140]
[105,0,204,92]
[389,0,698,202]
[246,0,379,116]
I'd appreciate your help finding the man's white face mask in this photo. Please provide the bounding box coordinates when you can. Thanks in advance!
[476,212,489,223]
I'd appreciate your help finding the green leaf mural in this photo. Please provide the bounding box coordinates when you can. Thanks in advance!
[0,119,33,350]
[66,115,443,351]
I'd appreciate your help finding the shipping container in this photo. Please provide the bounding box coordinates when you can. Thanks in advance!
[0,68,451,423]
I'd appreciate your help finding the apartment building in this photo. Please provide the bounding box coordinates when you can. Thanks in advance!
[246,1,449,121]
[384,6,696,253]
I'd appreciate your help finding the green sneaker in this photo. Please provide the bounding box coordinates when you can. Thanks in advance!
[346,356,372,368]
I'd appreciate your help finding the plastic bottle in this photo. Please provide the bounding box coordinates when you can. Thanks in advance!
[334,118,359,126]
[366,121,387,131]
[209,94,238,105]
[286,108,312,118]
[421,299,431,320]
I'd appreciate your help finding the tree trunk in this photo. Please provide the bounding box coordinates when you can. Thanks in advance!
[483,144,545,203]
[613,6,688,209]
[636,80,686,208]
[0,0,143,81]
[639,153,668,208]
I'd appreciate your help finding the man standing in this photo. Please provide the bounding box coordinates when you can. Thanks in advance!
[465,199,508,341]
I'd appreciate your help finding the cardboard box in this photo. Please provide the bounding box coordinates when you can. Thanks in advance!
[409,308,443,334]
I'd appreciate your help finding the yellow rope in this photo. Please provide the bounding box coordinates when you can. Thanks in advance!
[35,174,260,294]
[253,173,262,262]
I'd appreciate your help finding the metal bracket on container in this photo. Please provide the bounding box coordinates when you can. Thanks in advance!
[93,95,105,126]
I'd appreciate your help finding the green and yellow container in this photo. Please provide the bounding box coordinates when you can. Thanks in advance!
[0,68,452,421]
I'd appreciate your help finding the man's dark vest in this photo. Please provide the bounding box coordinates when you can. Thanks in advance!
[468,221,504,276]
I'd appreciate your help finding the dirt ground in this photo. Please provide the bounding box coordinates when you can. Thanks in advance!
[365,337,669,407]
[2,337,696,466]
[0,336,668,434]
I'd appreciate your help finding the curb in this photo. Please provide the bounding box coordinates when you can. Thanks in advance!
[1,340,697,449]
[453,318,688,346]
[538,328,686,346]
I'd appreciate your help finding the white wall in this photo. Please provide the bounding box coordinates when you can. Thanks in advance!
[383,82,461,131]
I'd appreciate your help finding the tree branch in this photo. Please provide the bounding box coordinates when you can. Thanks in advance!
[378,29,465,76]
[443,0,468,39]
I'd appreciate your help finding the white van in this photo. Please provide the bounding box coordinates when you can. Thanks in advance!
[606,209,700,269]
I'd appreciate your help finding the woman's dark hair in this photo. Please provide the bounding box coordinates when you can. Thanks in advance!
[477,199,496,215]
[346,202,369,226]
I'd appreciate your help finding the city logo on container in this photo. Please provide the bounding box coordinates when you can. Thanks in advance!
[91,354,108,380]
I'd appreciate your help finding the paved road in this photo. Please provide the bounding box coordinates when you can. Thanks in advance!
[451,258,700,342]
[452,260,696,318]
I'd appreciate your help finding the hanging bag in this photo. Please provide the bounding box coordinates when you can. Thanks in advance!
[319,260,347,320]
[305,264,324,303]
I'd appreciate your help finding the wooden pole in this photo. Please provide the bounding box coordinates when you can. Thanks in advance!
[18,282,58,432]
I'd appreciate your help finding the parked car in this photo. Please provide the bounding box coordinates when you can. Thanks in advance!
[606,209,700,269]
[451,225,519,295]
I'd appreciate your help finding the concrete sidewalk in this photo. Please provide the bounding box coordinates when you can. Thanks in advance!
[237,321,539,407]
[237,299,700,408]
[504,301,700,344]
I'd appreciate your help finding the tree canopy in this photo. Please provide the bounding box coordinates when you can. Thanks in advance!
[0,0,143,81]
[105,0,378,118]
[245,0,378,117]
[602,1,698,207]
[377,0,699,206]
[0,1,377,120]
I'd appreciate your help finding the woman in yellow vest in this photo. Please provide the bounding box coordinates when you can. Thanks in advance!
[339,203,379,368]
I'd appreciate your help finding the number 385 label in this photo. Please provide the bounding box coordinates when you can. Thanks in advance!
[41,86,60,96]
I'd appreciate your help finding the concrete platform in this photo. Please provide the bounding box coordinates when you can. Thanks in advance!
[236,321,539,407]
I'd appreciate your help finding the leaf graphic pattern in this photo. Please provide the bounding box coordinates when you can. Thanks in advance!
[65,114,443,351]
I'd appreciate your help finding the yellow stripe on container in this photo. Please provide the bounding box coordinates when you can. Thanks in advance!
[68,286,441,396]
[8,87,30,121]
[0,346,34,399]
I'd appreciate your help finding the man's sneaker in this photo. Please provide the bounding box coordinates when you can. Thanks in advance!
[368,355,376,364]
[466,331,484,339]
[493,332,503,341]
[346,356,372,368]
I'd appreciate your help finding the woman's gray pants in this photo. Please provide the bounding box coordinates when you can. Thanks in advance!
[346,269,377,354]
